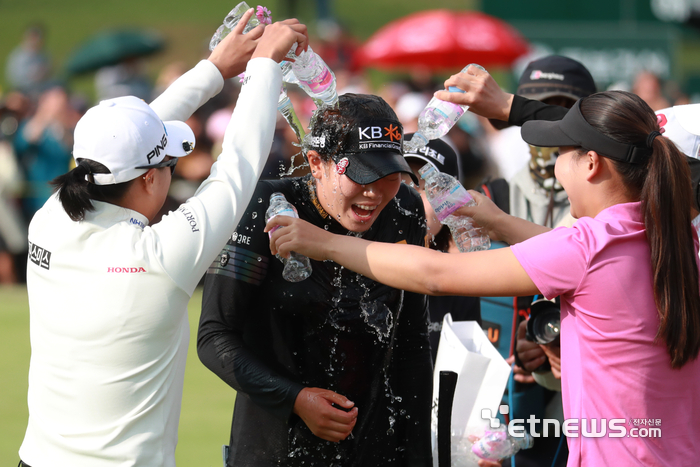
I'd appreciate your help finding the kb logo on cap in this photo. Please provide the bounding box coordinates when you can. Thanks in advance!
[358,124,402,142]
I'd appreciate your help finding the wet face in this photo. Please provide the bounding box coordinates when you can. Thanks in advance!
[309,151,401,232]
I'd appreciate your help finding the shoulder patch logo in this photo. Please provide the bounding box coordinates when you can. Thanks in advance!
[28,241,51,270]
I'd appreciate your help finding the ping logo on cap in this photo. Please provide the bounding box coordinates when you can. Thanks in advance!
[146,134,168,164]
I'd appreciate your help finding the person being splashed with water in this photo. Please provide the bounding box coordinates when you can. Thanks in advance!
[197,94,433,467]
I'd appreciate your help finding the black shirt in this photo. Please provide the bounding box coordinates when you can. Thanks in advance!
[198,175,433,467]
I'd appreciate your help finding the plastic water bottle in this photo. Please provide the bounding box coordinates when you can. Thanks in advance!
[288,45,338,107]
[265,192,312,282]
[280,60,299,85]
[419,164,490,252]
[404,64,487,153]
[209,2,260,51]
[471,430,534,461]
[278,83,306,142]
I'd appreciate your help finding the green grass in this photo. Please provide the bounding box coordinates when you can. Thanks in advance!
[0,286,235,466]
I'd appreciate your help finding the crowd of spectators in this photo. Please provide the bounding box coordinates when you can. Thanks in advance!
[0,21,693,286]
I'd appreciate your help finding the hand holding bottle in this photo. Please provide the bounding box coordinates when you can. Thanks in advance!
[251,19,309,64]
[208,8,264,80]
[404,64,487,153]
[419,164,490,252]
[435,65,514,122]
[265,193,313,282]
[452,190,507,243]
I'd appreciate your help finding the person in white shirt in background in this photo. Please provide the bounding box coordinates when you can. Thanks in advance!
[18,11,308,467]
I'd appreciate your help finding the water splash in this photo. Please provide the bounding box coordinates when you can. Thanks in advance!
[279,150,309,178]
[392,197,420,219]
[359,301,394,343]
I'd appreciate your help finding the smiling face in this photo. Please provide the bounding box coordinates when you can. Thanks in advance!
[308,151,402,232]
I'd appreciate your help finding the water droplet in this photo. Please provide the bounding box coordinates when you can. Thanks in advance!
[257,257,262,262]
[251,212,258,219]
[258,198,263,203]
[398,230,403,234]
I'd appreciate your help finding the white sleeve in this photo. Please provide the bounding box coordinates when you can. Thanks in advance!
[149,60,225,122]
[147,58,282,295]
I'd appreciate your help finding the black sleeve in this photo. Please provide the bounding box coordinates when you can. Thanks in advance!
[197,182,304,422]
[394,291,433,467]
[488,94,569,129]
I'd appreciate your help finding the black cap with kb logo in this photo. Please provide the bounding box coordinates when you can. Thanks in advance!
[306,119,418,185]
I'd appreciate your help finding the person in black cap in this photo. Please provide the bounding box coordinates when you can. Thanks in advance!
[198,94,433,467]
[402,135,481,362]
[267,90,700,467]
[507,55,597,228]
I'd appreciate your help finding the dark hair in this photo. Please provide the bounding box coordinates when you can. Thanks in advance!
[305,93,399,161]
[580,91,700,368]
[50,159,135,222]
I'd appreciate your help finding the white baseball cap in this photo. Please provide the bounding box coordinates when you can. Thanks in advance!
[656,103,700,159]
[72,96,195,185]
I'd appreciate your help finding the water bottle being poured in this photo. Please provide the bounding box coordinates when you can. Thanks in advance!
[209,2,265,51]
[404,64,487,153]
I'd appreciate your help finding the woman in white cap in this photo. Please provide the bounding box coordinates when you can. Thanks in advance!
[19,12,308,467]
[268,90,700,467]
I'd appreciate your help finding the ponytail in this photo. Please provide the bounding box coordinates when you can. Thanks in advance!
[50,159,135,222]
[642,135,700,368]
[581,92,700,368]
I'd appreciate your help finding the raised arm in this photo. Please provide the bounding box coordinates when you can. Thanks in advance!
[433,66,569,127]
[456,190,551,245]
[266,217,539,298]
[150,19,309,296]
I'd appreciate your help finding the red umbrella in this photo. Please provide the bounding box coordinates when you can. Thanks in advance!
[354,10,529,71]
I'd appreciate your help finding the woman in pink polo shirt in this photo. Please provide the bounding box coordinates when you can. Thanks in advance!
[267,90,700,467]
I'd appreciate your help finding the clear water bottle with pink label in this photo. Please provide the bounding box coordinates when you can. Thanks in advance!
[419,163,490,252]
[289,45,338,107]
[265,192,312,282]
[471,429,533,461]
[209,2,260,51]
[404,64,487,153]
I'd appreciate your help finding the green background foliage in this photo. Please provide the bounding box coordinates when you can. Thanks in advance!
[0,0,480,98]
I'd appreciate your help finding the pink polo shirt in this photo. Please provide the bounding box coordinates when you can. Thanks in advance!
[511,202,700,467]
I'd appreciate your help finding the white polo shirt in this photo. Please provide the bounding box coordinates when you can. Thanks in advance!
[19,58,281,466]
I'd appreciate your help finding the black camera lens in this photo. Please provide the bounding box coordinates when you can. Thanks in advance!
[526,299,561,345]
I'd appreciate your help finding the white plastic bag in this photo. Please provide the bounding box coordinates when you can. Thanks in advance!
[431,314,511,466]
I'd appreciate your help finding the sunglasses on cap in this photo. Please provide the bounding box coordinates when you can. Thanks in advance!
[135,157,178,176]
